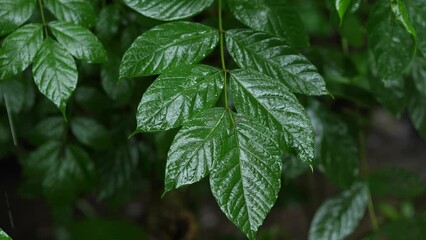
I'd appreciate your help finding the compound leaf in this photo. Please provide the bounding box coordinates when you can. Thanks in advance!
[226,29,327,95]
[0,0,36,36]
[44,0,96,27]
[123,0,214,21]
[230,69,314,164]
[308,182,368,240]
[227,0,308,48]
[0,24,43,80]
[136,64,223,132]
[210,114,282,240]
[120,21,219,78]
[32,38,78,117]
[48,21,107,63]
[164,108,230,194]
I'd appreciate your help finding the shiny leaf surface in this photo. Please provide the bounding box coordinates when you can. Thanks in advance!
[308,182,368,240]
[0,0,35,36]
[123,0,214,21]
[32,38,78,116]
[120,21,219,78]
[48,21,107,63]
[0,24,43,80]
[210,114,282,240]
[226,29,327,95]
[0,228,12,240]
[391,0,417,37]
[164,108,231,194]
[136,64,223,132]
[335,0,352,24]
[230,69,314,164]
[227,0,308,48]
[44,0,96,27]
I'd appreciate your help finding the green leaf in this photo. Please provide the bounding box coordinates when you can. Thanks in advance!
[226,29,327,95]
[0,24,43,80]
[120,21,219,78]
[368,167,425,198]
[371,214,426,240]
[409,0,426,56]
[136,64,223,132]
[95,5,120,41]
[122,0,214,21]
[48,21,107,63]
[0,0,36,36]
[411,57,426,93]
[70,117,111,150]
[44,0,96,28]
[391,0,417,37]
[308,182,368,240]
[28,116,66,145]
[210,114,282,240]
[335,0,352,25]
[22,142,95,205]
[71,218,145,240]
[0,228,12,240]
[230,69,314,164]
[0,77,25,113]
[32,38,78,116]
[226,0,308,48]
[164,108,230,194]
[409,87,426,139]
[101,56,135,102]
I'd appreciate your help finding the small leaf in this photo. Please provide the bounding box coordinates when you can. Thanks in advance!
[308,182,368,240]
[0,0,36,36]
[70,218,146,240]
[391,0,417,37]
[28,116,66,145]
[210,114,282,240]
[44,0,96,28]
[226,29,327,95]
[335,0,352,25]
[123,0,214,21]
[120,21,219,78]
[0,228,12,240]
[368,167,426,198]
[70,117,111,150]
[32,38,78,116]
[0,24,44,80]
[227,0,309,48]
[230,69,315,164]
[136,64,223,132]
[48,21,107,63]
[164,108,230,194]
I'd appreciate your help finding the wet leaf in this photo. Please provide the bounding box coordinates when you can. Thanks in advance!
[0,0,36,36]
[44,0,96,27]
[391,0,417,37]
[0,228,12,240]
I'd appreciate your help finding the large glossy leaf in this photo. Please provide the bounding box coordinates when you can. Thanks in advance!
[48,21,107,63]
[70,117,111,150]
[123,0,214,21]
[22,142,95,205]
[210,114,282,239]
[0,228,12,240]
[44,0,96,27]
[230,69,314,164]
[164,108,230,194]
[308,182,368,240]
[335,0,352,24]
[136,64,223,132]
[120,21,219,78]
[32,38,78,116]
[409,0,426,56]
[226,29,327,95]
[391,0,417,37]
[0,0,36,36]
[227,0,308,48]
[0,24,43,80]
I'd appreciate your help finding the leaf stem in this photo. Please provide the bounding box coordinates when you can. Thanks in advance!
[4,94,18,146]
[38,0,48,37]
[218,0,235,126]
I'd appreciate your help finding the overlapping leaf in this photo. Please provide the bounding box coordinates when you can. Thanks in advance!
[0,0,35,36]
[226,29,327,95]
[164,108,230,194]
[123,0,214,21]
[308,182,368,240]
[32,38,78,116]
[210,114,282,240]
[136,65,223,132]
[391,0,417,37]
[230,69,314,164]
[44,0,96,27]
[0,24,43,80]
[227,0,308,48]
[48,21,107,63]
[120,21,219,78]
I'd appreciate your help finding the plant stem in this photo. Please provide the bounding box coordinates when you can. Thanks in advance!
[38,0,48,37]
[4,95,17,146]
[218,0,235,126]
